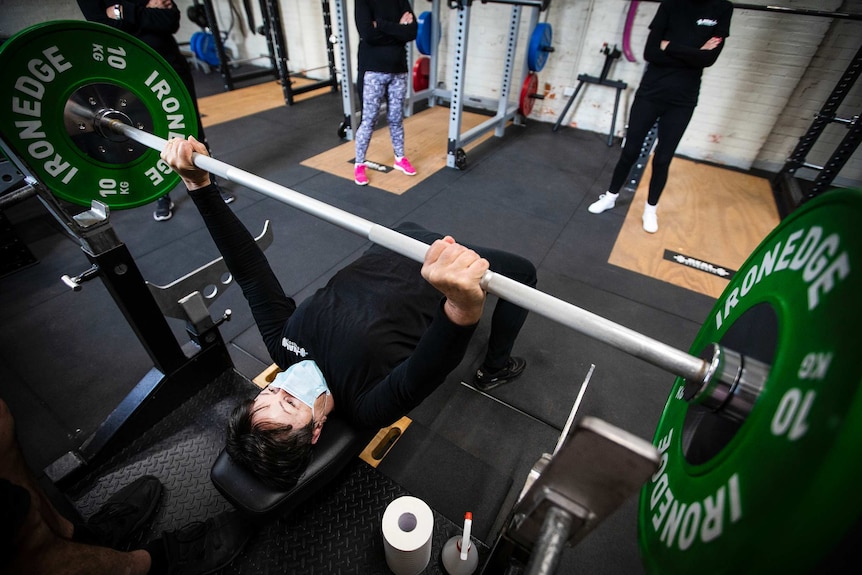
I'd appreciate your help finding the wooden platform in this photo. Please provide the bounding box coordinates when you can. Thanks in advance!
[608,158,780,298]
[198,77,330,128]
[301,106,498,195]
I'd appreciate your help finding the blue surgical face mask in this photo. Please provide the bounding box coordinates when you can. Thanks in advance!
[269,360,330,421]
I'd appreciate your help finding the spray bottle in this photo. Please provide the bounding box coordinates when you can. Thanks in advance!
[442,512,479,575]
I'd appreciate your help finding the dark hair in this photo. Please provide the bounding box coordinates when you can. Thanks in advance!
[225,398,315,490]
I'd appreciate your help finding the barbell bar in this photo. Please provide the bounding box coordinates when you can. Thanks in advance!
[1,20,765,400]
[99,111,712,385]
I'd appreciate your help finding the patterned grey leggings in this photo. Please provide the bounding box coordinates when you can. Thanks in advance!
[354,71,408,164]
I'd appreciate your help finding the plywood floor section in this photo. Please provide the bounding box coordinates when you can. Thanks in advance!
[301,106,498,195]
[198,77,331,127]
[608,158,780,298]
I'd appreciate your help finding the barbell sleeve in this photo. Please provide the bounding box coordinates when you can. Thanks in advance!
[106,118,710,385]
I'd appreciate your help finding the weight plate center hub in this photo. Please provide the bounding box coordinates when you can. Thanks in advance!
[65,83,153,163]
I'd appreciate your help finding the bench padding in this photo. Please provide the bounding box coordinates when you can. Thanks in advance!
[211,414,376,519]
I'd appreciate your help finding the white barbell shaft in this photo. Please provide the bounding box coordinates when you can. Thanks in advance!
[109,120,709,384]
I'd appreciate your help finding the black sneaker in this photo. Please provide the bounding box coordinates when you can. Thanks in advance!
[162,511,252,575]
[473,357,527,392]
[80,475,163,550]
[154,196,174,221]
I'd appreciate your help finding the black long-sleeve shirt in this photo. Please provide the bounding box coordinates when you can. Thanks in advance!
[638,0,733,107]
[355,0,418,74]
[188,185,477,429]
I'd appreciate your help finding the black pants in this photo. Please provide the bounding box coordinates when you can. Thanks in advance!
[608,96,696,205]
[391,222,538,370]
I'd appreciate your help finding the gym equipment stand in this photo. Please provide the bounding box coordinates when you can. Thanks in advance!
[772,43,862,214]
[445,0,550,169]
[199,0,340,106]
[333,0,359,141]
[0,161,38,278]
[405,0,445,117]
[5,173,260,489]
[552,43,627,147]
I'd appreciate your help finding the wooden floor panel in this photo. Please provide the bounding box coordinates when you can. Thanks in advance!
[608,158,780,298]
[198,77,330,127]
[301,106,498,195]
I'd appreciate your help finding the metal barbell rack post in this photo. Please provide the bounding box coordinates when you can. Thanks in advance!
[332,0,357,140]
[446,1,538,168]
[98,115,710,386]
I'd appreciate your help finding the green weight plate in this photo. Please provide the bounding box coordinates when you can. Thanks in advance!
[638,189,862,573]
[0,20,197,209]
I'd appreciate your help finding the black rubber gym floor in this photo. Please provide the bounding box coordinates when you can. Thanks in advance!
[1,66,721,573]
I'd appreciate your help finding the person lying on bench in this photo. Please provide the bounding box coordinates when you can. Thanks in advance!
[160,137,537,490]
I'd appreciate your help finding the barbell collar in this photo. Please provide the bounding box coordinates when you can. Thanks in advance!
[685,343,769,422]
[103,117,712,385]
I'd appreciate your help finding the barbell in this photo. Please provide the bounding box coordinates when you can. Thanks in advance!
[0,20,709,386]
[1,21,860,573]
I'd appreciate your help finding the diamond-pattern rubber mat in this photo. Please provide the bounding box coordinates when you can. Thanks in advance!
[224,461,488,574]
[66,369,489,573]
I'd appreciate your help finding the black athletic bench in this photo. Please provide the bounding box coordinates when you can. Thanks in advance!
[211,413,376,521]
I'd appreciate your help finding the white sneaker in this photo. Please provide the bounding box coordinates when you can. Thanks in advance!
[642,211,658,233]
[588,193,618,214]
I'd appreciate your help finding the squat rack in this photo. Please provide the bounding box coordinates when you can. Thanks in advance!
[402,0,549,169]
[773,42,862,213]
[338,0,552,156]
[197,0,340,105]
[444,0,550,169]
[333,0,359,141]
[405,0,445,117]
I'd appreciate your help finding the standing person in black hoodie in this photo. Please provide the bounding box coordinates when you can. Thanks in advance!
[353,0,419,186]
[588,0,733,233]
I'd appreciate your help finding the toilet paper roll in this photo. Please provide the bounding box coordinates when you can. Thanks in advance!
[381,496,434,575]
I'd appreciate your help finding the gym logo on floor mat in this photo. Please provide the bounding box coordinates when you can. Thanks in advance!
[350,159,392,173]
[663,250,736,279]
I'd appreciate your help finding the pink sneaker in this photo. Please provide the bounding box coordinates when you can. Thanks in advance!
[394,156,417,176]
[354,163,368,186]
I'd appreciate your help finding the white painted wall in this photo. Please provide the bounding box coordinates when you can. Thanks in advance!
[1,0,859,186]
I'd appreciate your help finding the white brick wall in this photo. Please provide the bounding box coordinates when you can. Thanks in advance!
[422,0,860,187]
